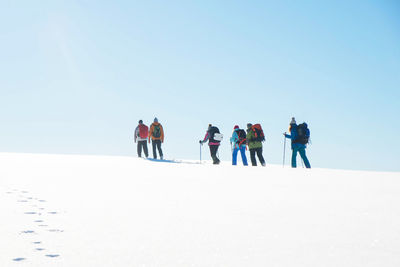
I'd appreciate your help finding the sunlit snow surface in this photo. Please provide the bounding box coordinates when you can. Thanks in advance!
[1,153,399,267]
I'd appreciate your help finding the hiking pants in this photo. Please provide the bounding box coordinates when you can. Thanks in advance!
[209,145,220,164]
[249,147,265,166]
[152,139,163,159]
[137,141,148,158]
[232,145,248,166]
[291,146,311,168]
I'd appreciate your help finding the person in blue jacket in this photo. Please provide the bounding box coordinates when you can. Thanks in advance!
[284,117,311,168]
[230,125,248,166]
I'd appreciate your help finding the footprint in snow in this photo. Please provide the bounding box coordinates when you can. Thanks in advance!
[24,212,37,215]
[35,248,45,251]
[45,254,60,258]
[34,220,44,223]
[12,258,26,262]
[38,200,46,202]
[33,241,42,244]
[38,225,48,227]
[21,191,29,194]
[48,211,57,214]
[18,200,28,202]
[21,230,35,234]
[48,229,64,233]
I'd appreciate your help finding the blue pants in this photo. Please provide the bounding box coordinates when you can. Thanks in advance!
[291,146,311,168]
[232,145,248,166]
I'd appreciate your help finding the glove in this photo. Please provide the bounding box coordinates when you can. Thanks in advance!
[199,140,203,144]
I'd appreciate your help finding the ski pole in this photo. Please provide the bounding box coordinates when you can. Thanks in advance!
[283,133,286,167]
[200,142,202,164]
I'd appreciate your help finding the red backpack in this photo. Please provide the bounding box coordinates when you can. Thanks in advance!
[251,124,265,142]
[138,124,149,139]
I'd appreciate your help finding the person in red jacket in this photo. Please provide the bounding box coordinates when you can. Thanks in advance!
[134,120,149,158]
[148,117,164,160]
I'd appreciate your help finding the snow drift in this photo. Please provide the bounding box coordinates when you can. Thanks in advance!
[0,153,399,267]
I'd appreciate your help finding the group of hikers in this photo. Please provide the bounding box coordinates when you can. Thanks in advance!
[134,118,164,160]
[134,117,311,168]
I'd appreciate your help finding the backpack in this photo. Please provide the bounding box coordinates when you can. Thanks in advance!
[208,126,221,143]
[236,129,247,145]
[138,124,149,139]
[296,123,310,145]
[152,124,161,138]
[251,124,265,142]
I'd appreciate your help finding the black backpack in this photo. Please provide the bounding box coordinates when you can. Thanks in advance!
[153,124,161,138]
[236,129,247,145]
[208,126,220,143]
[296,123,310,145]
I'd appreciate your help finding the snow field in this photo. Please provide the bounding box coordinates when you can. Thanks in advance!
[0,153,399,267]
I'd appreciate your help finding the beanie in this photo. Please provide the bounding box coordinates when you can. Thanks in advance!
[233,125,239,130]
[139,120,143,124]
[290,117,296,125]
[154,117,158,123]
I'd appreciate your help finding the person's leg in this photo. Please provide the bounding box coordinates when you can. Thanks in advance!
[210,145,220,164]
[152,140,157,159]
[250,149,257,166]
[256,147,266,166]
[209,145,216,163]
[157,140,163,159]
[214,145,220,164]
[232,147,238,165]
[299,147,311,168]
[137,141,142,157]
[239,146,248,166]
[143,142,149,158]
[291,147,298,168]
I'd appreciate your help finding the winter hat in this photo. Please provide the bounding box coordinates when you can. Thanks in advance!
[247,123,252,129]
[233,125,239,130]
[139,120,143,124]
[290,117,296,125]
[154,117,158,123]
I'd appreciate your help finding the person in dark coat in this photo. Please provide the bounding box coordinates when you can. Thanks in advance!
[284,117,311,168]
[200,124,221,165]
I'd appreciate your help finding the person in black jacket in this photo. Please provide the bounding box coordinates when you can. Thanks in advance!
[199,124,221,164]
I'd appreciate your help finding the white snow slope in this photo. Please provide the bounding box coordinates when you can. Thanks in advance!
[0,152,399,267]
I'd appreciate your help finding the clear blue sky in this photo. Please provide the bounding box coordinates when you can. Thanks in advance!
[1,0,399,171]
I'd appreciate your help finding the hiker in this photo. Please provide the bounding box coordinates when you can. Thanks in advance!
[246,123,266,166]
[284,117,311,168]
[199,124,222,164]
[230,125,248,166]
[149,117,164,160]
[134,120,149,158]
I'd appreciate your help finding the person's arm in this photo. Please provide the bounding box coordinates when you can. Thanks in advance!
[246,131,253,143]
[134,126,138,143]
[284,133,292,139]
[201,132,209,144]
[230,131,238,144]
[161,124,164,143]
[148,124,153,143]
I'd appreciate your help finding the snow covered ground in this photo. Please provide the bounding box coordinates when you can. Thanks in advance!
[0,152,399,267]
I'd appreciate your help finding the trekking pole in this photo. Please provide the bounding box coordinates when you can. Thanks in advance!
[199,142,202,164]
[283,133,286,167]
